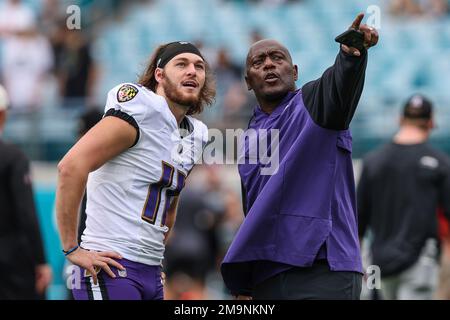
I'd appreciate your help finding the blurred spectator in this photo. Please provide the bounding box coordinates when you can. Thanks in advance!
[215,48,242,90]
[38,0,64,39]
[0,4,53,159]
[193,39,218,69]
[389,0,423,16]
[217,189,244,264]
[88,0,131,21]
[0,84,52,300]
[0,0,36,37]
[221,82,252,129]
[212,48,244,127]
[358,94,450,300]
[389,0,449,18]
[427,0,449,17]
[0,31,53,112]
[164,165,228,299]
[0,7,53,112]
[54,27,98,110]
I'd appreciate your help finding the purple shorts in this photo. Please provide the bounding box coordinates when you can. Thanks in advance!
[72,258,164,300]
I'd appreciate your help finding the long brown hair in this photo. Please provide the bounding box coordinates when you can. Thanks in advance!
[138,43,216,115]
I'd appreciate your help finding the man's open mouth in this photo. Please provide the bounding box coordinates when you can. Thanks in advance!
[182,80,198,88]
[264,73,279,82]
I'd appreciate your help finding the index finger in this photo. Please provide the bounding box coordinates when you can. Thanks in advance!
[88,267,98,286]
[351,13,364,29]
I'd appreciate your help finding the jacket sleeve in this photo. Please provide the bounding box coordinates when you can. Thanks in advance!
[302,47,368,130]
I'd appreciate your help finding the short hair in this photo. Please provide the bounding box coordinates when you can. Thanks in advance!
[138,43,216,115]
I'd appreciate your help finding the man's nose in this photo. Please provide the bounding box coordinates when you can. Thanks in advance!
[263,57,275,70]
[186,63,197,76]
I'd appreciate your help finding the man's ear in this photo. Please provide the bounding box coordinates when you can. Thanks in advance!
[154,68,164,84]
[293,65,298,82]
[245,74,252,91]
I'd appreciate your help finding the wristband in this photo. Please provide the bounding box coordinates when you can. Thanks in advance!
[62,245,79,256]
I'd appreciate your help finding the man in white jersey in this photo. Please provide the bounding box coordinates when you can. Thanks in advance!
[56,42,215,300]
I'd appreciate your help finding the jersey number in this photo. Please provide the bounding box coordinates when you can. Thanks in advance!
[141,161,186,226]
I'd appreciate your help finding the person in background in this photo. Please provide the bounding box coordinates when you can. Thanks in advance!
[0,84,52,300]
[164,165,227,299]
[358,95,450,299]
[55,28,98,110]
[0,4,53,113]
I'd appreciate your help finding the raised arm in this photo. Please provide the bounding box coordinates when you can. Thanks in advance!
[302,13,378,130]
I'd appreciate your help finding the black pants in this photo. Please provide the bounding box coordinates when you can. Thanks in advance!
[253,261,362,300]
[0,241,39,300]
[0,268,38,300]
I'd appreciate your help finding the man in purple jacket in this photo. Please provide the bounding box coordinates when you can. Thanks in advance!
[221,14,379,299]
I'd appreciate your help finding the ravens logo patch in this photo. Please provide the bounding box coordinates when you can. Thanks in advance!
[117,84,138,103]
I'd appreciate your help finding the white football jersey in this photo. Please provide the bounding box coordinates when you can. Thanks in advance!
[80,83,208,266]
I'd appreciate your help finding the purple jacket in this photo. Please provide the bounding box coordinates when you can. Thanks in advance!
[221,49,368,295]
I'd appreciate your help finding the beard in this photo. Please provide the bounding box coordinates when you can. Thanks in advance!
[162,75,200,110]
